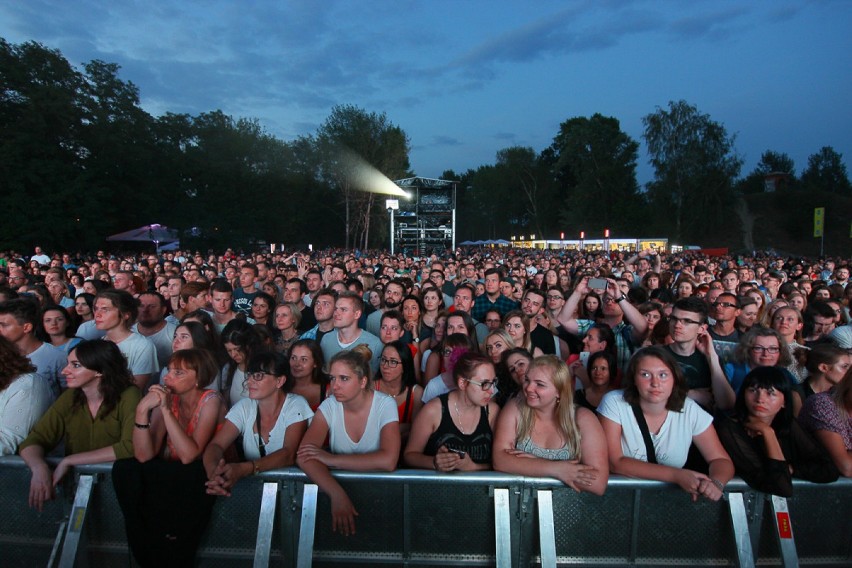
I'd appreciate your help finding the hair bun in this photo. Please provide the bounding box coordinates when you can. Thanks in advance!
[351,344,373,364]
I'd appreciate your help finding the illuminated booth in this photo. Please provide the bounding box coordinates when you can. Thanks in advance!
[393,177,457,255]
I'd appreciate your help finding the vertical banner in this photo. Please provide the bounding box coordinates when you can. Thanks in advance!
[813,207,825,237]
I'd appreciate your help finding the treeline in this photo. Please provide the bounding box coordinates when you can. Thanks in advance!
[450,107,852,254]
[2,39,850,255]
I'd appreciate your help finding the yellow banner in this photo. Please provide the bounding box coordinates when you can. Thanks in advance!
[814,207,825,238]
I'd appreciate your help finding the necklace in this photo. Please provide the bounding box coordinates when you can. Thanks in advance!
[453,395,476,435]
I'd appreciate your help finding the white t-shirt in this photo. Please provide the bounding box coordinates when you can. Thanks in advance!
[421,374,453,404]
[0,372,52,455]
[132,321,177,371]
[28,342,67,399]
[318,391,398,455]
[225,394,313,460]
[76,320,106,341]
[597,389,712,468]
[113,333,158,378]
[226,366,248,408]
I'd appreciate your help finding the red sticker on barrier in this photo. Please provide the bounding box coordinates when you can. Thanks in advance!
[776,512,792,539]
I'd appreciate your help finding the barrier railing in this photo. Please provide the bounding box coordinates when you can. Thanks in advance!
[1,456,849,567]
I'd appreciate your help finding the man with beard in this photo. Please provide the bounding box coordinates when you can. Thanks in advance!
[132,292,177,372]
[365,279,405,336]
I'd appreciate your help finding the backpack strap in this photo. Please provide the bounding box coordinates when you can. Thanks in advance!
[630,403,658,464]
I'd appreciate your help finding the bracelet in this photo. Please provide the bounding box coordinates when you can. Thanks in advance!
[253,460,261,475]
[710,478,725,492]
[134,422,150,429]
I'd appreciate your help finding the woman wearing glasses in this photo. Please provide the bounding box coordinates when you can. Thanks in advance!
[204,351,312,496]
[404,352,500,472]
[375,341,423,440]
[724,328,797,395]
[493,355,609,494]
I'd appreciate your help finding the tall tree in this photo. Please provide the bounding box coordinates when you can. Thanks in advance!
[315,105,411,249]
[494,147,554,238]
[801,146,851,194]
[0,39,89,249]
[550,113,642,235]
[643,100,742,241]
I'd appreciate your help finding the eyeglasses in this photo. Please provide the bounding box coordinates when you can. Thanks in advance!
[246,371,273,382]
[464,377,498,391]
[712,301,737,309]
[379,357,401,368]
[547,294,563,300]
[750,346,780,355]
[669,315,702,326]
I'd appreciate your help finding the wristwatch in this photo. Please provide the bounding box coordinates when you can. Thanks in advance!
[615,293,628,303]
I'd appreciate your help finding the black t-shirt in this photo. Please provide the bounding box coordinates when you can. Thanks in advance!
[665,346,711,390]
[530,323,556,355]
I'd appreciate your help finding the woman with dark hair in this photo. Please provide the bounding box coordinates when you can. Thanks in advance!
[420,287,444,332]
[401,294,425,343]
[204,351,312,495]
[574,350,618,412]
[220,319,262,407]
[803,344,851,400]
[75,292,96,323]
[567,323,619,389]
[40,305,82,353]
[598,346,733,501]
[580,291,603,321]
[0,336,52,455]
[716,367,838,496]
[637,302,668,347]
[494,348,533,406]
[182,309,220,340]
[250,292,276,330]
[20,340,139,510]
[114,348,225,567]
[288,339,328,411]
[799,367,852,477]
[405,352,500,472]
[296,347,400,536]
[375,340,423,439]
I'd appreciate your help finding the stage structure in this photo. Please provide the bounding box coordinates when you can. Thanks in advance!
[393,177,457,254]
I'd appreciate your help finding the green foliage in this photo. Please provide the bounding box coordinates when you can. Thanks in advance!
[801,146,851,194]
[643,100,742,241]
[550,113,643,236]
[315,104,411,248]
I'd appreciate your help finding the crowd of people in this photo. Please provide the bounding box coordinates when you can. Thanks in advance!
[1,244,851,563]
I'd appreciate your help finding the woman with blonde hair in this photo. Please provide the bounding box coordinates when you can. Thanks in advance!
[493,355,608,494]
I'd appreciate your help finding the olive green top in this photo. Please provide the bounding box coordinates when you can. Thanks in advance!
[19,386,141,459]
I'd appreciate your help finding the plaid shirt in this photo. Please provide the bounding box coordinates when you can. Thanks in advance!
[471,294,519,321]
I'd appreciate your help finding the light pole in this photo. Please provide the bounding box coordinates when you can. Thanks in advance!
[386,199,399,255]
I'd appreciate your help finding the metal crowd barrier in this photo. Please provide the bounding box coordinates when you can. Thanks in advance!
[0,456,849,567]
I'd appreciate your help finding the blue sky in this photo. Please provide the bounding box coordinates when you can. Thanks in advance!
[2,1,850,184]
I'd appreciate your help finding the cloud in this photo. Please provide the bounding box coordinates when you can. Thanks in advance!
[493,132,517,141]
[431,135,462,147]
